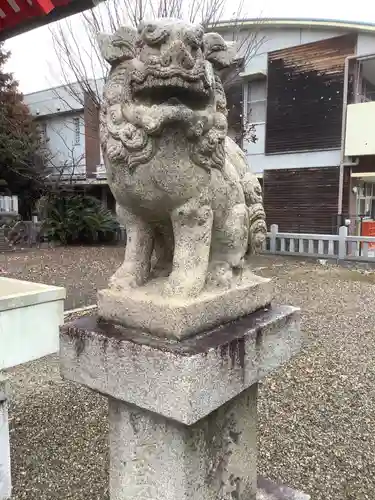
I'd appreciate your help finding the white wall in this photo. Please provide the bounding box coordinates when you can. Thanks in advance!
[357,34,375,57]
[345,102,375,156]
[24,82,84,116]
[42,112,86,177]
[247,148,341,174]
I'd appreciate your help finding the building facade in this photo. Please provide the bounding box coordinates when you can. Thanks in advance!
[24,79,116,209]
[216,18,375,234]
[24,18,375,234]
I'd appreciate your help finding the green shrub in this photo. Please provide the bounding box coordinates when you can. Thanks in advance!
[41,194,119,245]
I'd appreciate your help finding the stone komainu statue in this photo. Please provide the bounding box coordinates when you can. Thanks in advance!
[98,19,266,297]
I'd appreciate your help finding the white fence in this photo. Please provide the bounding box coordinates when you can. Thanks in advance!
[265,224,375,262]
[0,196,18,213]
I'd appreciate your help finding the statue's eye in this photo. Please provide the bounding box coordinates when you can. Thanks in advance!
[145,24,156,34]
[186,31,203,51]
[142,25,168,45]
[210,44,226,53]
[191,40,203,51]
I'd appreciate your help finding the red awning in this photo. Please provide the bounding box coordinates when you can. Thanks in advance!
[0,0,70,33]
[0,0,101,40]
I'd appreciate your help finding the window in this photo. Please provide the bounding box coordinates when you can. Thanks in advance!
[356,182,375,217]
[246,80,267,124]
[73,117,81,145]
[39,122,47,143]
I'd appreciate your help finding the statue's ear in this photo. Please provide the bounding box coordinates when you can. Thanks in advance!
[203,32,237,70]
[97,26,137,64]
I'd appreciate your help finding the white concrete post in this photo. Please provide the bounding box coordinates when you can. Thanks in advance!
[270,224,278,253]
[0,376,11,500]
[3,198,10,213]
[11,196,18,215]
[338,225,348,260]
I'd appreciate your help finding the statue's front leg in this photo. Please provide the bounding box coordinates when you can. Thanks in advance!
[163,199,213,297]
[110,205,153,290]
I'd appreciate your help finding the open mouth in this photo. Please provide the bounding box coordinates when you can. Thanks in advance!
[132,75,210,110]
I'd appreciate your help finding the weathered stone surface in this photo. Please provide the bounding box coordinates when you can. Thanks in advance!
[60,305,301,425]
[0,375,11,500]
[97,18,268,337]
[257,477,310,500]
[109,385,257,500]
[98,272,272,339]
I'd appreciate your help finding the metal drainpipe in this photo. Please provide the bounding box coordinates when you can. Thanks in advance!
[338,52,375,217]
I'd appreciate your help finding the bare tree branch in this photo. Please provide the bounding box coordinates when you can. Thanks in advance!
[47,0,266,158]
[49,0,263,103]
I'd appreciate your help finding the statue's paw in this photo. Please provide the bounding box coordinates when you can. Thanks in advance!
[158,280,176,297]
[109,274,138,291]
[206,262,234,289]
[109,264,147,290]
[158,274,204,298]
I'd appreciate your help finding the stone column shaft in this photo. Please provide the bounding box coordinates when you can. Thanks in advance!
[109,385,257,500]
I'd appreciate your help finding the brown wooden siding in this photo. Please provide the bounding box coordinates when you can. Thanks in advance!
[266,34,356,154]
[263,167,350,234]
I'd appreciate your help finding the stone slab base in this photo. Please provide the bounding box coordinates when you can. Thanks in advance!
[98,273,272,339]
[60,305,301,425]
[258,477,310,499]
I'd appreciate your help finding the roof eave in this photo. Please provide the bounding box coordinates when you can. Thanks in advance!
[0,0,103,42]
[212,17,375,35]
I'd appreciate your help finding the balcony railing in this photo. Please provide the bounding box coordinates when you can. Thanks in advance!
[96,163,107,180]
[0,195,18,213]
[46,164,86,181]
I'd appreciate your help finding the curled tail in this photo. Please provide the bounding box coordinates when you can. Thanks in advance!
[225,137,267,254]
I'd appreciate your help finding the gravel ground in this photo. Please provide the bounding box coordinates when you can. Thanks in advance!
[0,246,124,310]
[3,254,375,499]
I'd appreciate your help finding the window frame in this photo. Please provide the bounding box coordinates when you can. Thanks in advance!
[73,117,81,146]
[244,78,267,126]
[40,122,47,143]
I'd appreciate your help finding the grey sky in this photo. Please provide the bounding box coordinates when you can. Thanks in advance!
[4,0,375,94]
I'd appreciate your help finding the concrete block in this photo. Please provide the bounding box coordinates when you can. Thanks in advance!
[0,277,66,370]
[60,305,301,425]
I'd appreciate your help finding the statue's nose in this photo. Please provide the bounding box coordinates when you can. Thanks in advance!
[161,40,195,69]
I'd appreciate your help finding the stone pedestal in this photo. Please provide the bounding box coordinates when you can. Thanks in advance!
[60,305,310,500]
[0,376,11,500]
